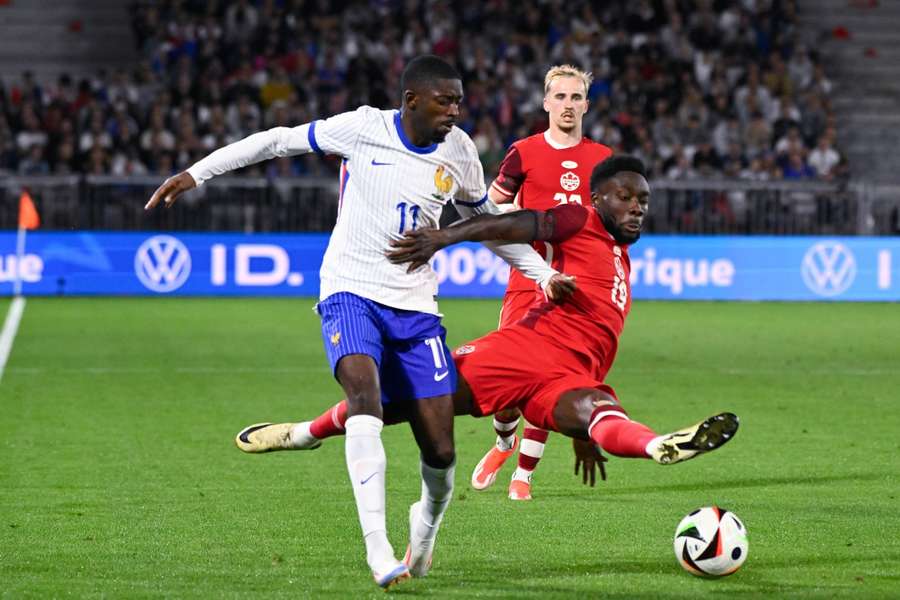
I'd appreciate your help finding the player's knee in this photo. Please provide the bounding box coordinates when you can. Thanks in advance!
[345,391,382,416]
[554,387,626,437]
[422,443,455,470]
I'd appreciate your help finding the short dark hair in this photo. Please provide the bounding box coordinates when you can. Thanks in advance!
[590,155,647,190]
[400,55,461,93]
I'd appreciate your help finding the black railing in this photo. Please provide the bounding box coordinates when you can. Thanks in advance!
[2,175,899,235]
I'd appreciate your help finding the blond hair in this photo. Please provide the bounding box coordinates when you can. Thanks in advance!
[544,65,593,96]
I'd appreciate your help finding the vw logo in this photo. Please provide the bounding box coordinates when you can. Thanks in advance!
[801,242,856,297]
[135,235,192,293]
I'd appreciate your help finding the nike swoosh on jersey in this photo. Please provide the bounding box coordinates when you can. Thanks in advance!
[371,159,394,166]
[434,371,449,381]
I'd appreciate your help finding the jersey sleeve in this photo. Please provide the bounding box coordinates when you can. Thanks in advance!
[306,105,375,158]
[536,203,590,243]
[490,144,525,201]
[186,107,374,186]
[452,138,489,211]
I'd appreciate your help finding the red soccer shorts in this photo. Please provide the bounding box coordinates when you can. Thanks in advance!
[497,289,542,330]
[453,324,619,431]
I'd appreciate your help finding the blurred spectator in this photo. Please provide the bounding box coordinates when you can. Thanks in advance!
[139,105,175,154]
[775,126,806,157]
[712,115,742,157]
[18,144,50,175]
[15,104,47,155]
[744,112,773,159]
[808,136,842,180]
[782,150,816,179]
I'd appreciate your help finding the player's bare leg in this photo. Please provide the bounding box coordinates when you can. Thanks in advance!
[471,407,520,490]
[551,388,739,464]
[402,393,456,577]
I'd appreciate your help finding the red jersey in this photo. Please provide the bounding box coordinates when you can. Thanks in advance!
[453,203,633,431]
[517,203,632,380]
[491,133,613,294]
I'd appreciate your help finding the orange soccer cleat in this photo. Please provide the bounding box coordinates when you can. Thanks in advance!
[470,436,518,490]
[507,478,532,501]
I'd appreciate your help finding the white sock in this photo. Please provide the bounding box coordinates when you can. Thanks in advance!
[493,417,518,451]
[511,467,533,483]
[288,421,317,447]
[645,435,666,457]
[415,459,455,541]
[345,415,396,573]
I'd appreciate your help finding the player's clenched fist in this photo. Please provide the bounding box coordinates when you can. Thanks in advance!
[145,171,197,210]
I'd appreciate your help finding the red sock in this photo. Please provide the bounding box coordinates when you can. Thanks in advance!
[517,426,549,470]
[309,400,348,439]
[589,411,657,459]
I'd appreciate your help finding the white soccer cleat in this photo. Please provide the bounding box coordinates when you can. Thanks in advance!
[372,561,410,589]
[403,501,435,577]
[234,421,321,453]
[650,413,739,465]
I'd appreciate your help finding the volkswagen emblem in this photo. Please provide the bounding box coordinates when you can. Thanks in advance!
[135,235,192,293]
[801,242,856,297]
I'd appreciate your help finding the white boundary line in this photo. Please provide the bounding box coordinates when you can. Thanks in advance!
[0,296,25,383]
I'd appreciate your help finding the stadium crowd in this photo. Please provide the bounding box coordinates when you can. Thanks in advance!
[0,0,846,183]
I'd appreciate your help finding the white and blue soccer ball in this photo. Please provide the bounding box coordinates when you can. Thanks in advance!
[673,506,748,577]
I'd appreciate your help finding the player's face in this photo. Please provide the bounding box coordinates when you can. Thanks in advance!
[543,76,589,134]
[592,172,650,245]
[407,78,463,144]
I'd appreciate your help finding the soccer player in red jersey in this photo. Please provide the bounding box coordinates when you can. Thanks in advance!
[236,157,740,578]
[477,65,614,500]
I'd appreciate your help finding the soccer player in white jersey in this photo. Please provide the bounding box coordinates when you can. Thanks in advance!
[145,55,574,590]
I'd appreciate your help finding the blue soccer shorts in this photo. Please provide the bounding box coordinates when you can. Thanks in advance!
[316,292,457,403]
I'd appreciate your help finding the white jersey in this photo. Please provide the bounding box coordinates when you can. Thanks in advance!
[187,106,557,314]
[312,107,486,313]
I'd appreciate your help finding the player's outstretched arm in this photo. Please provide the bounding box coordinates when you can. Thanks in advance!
[387,209,576,301]
[386,211,540,269]
[144,125,315,210]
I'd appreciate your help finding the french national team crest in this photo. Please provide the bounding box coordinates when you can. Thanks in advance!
[560,171,580,191]
[434,165,454,197]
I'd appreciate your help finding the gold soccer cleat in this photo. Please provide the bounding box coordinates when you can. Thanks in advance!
[650,413,739,465]
[234,421,321,453]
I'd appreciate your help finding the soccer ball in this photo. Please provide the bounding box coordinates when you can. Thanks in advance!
[673,506,748,577]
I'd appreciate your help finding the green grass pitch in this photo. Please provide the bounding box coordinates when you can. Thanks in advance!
[1,298,898,598]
